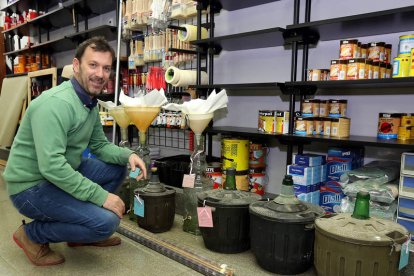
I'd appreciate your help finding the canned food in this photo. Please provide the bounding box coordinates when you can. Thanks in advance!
[386,63,392,78]
[372,61,380,79]
[392,56,410,78]
[319,100,329,117]
[330,59,347,80]
[364,59,373,79]
[258,110,276,133]
[328,99,347,118]
[347,58,366,80]
[340,39,358,59]
[249,171,267,195]
[398,126,412,140]
[379,62,387,79]
[222,138,249,171]
[309,69,330,81]
[295,117,307,135]
[401,114,414,127]
[249,143,267,169]
[314,118,323,135]
[368,42,385,62]
[399,34,414,56]
[323,118,332,137]
[378,113,402,139]
[301,99,313,117]
[410,48,414,77]
[311,99,320,117]
[360,44,368,58]
[305,118,314,135]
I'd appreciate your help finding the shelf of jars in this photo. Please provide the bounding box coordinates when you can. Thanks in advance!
[284,78,414,90]
[194,0,281,12]
[189,82,282,92]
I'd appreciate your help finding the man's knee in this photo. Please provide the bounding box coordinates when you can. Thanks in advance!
[94,211,120,239]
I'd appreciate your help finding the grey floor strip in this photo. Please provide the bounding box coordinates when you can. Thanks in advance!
[117,222,234,276]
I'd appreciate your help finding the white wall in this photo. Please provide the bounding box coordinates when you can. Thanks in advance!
[210,0,414,194]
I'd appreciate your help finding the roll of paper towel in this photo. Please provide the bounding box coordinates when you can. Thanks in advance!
[165,66,208,87]
[178,24,208,42]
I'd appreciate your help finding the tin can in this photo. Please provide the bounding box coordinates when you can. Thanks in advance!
[378,113,402,139]
[360,44,368,58]
[314,117,323,135]
[364,59,373,79]
[401,114,414,127]
[206,162,222,189]
[340,39,358,59]
[311,99,320,117]
[222,170,249,191]
[319,100,329,117]
[249,169,267,195]
[409,48,414,77]
[347,58,366,80]
[258,110,276,133]
[368,42,385,62]
[330,59,347,80]
[398,126,412,140]
[249,143,267,169]
[398,34,414,56]
[221,138,249,171]
[276,111,289,134]
[392,56,410,78]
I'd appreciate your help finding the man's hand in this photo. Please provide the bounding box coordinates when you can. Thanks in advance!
[129,153,147,180]
[103,193,125,218]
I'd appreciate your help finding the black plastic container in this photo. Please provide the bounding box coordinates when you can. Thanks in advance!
[197,189,261,253]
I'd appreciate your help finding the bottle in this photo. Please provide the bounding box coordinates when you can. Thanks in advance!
[224,168,236,190]
[352,191,370,220]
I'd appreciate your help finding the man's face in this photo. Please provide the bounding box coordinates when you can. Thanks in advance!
[73,46,112,97]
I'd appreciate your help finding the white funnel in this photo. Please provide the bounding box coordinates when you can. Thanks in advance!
[187,113,214,135]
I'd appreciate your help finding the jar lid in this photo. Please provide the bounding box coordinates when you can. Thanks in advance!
[315,213,408,246]
[249,199,324,223]
[135,185,176,197]
[340,39,358,44]
[197,189,261,207]
[369,42,386,46]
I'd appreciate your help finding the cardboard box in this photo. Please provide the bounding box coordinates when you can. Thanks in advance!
[320,181,344,213]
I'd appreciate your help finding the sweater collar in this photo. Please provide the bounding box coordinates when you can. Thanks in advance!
[70,78,98,110]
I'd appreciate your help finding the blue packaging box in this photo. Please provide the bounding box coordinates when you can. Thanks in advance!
[293,154,325,167]
[320,181,344,213]
[398,197,414,220]
[288,165,312,185]
[294,184,311,203]
[326,157,353,181]
[321,164,327,182]
[327,147,364,169]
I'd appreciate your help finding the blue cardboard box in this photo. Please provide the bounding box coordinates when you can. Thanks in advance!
[320,181,344,213]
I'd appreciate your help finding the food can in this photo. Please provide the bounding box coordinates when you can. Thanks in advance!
[340,39,358,59]
[222,170,249,191]
[301,99,313,117]
[258,110,276,133]
[295,117,307,135]
[401,114,414,127]
[305,118,314,136]
[206,162,222,189]
[398,126,412,140]
[409,48,414,77]
[330,59,347,80]
[384,44,392,64]
[364,59,373,79]
[310,69,329,81]
[323,118,332,137]
[399,34,414,56]
[221,138,249,171]
[319,100,329,117]
[276,111,289,134]
[311,99,320,117]
[372,61,380,79]
[328,99,347,118]
[249,143,267,169]
[314,117,323,135]
[360,44,368,58]
[368,42,385,62]
[347,58,366,80]
[392,56,410,78]
[378,113,402,139]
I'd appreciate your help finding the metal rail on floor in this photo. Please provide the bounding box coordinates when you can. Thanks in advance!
[117,222,234,276]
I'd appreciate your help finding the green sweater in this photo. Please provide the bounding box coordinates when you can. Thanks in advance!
[3,81,133,206]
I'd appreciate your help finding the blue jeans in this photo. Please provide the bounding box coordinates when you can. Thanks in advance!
[10,158,127,244]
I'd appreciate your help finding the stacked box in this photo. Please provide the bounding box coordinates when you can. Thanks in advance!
[321,147,364,213]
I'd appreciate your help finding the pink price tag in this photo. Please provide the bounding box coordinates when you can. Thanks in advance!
[197,207,213,228]
[182,174,195,188]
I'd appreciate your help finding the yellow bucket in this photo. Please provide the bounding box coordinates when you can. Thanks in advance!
[222,138,249,171]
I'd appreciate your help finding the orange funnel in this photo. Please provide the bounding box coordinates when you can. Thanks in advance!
[124,106,161,133]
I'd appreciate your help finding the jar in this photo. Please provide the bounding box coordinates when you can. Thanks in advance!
[305,118,314,136]
[322,118,332,137]
[314,117,323,135]
[330,59,347,80]
[319,100,329,117]
[372,61,380,79]
[392,56,410,78]
[340,39,358,59]
[295,117,306,135]
[328,99,347,118]
[360,44,368,58]
[347,58,366,80]
[384,44,392,63]
[379,62,387,79]
[386,63,392,78]
[301,99,313,117]
[311,99,320,117]
[368,42,386,62]
[364,59,373,79]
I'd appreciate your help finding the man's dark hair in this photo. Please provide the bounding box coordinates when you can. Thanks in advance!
[75,36,115,63]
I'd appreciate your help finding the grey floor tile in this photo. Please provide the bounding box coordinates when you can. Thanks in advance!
[0,256,18,276]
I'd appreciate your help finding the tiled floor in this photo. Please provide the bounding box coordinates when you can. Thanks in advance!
[1,167,413,276]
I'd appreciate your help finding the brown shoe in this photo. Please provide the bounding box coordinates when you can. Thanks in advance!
[67,235,121,247]
[13,225,65,266]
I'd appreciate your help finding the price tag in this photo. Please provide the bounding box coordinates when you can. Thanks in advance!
[182,174,195,188]
[129,168,141,179]
[197,206,213,228]
[399,235,411,270]
[133,195,144,217]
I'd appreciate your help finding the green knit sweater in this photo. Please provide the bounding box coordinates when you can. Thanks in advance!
[3,81,133,206]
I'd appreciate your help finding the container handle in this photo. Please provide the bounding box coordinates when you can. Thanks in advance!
[304,224,314,231]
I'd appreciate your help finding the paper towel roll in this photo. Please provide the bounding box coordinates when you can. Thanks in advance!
[165,66,208,87]
[178,24,208,42]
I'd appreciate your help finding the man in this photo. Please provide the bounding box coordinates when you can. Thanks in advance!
[3,37,146,266]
